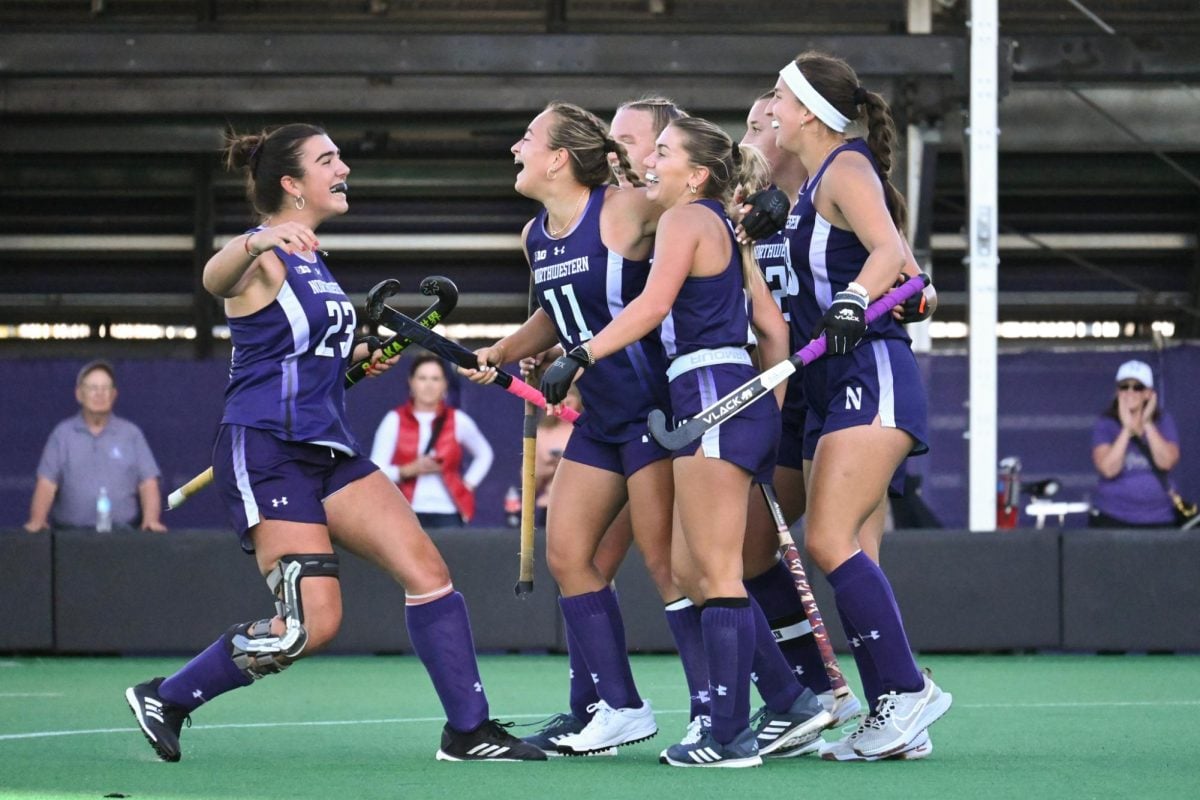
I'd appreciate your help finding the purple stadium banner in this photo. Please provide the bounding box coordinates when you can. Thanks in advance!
[1,344,1196,531]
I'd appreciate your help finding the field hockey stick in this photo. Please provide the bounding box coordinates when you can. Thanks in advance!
[516,279,538,597]
[368,306,582,425]
[760,483,850,699]
[648,274,928,450]
[166,276,459,510]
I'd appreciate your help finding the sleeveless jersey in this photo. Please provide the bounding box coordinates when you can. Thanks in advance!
[222,230,359,454]
[787,138,910,346]
[661,199,756,359]
[753,185,805,422]
[526,186,670,443]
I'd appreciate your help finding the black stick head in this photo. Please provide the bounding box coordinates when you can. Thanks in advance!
[648,408,698,450]
[514,580,534,597]
[366,279,404,323]
[419,275,459,315]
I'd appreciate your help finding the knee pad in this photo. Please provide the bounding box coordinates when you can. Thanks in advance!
[225,553,340,680]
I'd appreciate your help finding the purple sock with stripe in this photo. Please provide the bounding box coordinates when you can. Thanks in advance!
[744,559,832,694]
[405,591,490,733]
[701,598,755,745]
[564,624,600,722]
[159,635,252,712]
[559,587,641,710]
[664,597,711,719]
[827,551,923,695]
[748,596,803,713]
[838,605,884,714]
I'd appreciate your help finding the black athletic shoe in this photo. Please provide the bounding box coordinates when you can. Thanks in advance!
[435,719,548,762]
[125,677,190,762]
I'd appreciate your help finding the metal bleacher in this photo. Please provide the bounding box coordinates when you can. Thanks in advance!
[1,1,1198,355]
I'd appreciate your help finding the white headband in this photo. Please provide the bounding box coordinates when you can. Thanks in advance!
[779,61,851,133]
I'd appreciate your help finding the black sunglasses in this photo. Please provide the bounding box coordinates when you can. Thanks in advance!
[1117,382,1147,392]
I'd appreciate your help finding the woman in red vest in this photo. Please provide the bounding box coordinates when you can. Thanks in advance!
[370,354,494,527]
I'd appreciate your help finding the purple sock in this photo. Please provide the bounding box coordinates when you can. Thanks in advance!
[838,605,884,714]
[559,588,641,710]
[826,551,923,695]
[701,599,755,745]
[405,591,489,733]
[748,596,803,713]
[664,598,711,718]
[565,624,600,722]
[159,634,252,712]
[744,559,832,694]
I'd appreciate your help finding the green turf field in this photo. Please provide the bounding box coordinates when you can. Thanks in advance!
[1,653,1197,800]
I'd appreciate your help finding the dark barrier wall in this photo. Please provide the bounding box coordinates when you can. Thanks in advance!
[2,345,1199,532]
[6,527,1198,654]
[0,533,53,650]
[1061,529,1200,651]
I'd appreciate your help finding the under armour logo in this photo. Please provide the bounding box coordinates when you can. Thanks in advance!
[714,684,728,697]
[792,666,804,678]
[473,682,482,693]
[590,672,600,685]
[696,690,710,704]
[568,668,575,679]
[271,497,288,507]
[849,637,861,648]
[862,630,881,640]
[554,245,566,256]
[749,671,759,684]
[192,689,205,701]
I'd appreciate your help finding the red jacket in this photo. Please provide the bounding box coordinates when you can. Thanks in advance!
[391,401,475,521]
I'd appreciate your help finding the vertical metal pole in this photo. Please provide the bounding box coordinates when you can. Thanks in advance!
[968,0,1000,531]
[192,155,215,359]
[907,0,933,353]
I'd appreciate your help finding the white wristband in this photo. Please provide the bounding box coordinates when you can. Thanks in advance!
[846,281,870,299]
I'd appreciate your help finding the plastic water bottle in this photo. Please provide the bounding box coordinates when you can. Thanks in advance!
[504,486,521,528]
[95,487,112,533]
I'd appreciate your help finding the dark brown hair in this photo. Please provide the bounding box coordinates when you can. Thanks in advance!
[791,51,907,232]
[223,123,327,218]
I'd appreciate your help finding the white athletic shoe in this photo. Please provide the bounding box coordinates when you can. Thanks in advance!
[820,720,932,762]
[555,700,657,755]
[852,675,951,758]
[817,689,864,728]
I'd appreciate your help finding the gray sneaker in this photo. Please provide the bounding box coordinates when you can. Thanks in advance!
[852,675,951,758]
[748,691,833,756]
[821,719,933,761]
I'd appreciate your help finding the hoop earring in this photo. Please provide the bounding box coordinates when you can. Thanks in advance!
[687,183,697,195]
[546,167,558,181]
[295,195,306,210]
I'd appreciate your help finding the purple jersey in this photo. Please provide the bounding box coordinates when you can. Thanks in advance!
[661,199,756,358]
[221,230,359,454]
[787,139,910,346]
[753,189,805,424]
[526,186,670,443]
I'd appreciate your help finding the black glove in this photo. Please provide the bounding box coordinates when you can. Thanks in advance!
[740,189,791,240]
[895,272,934,324]
[813,290,868,355]
[351,334,382,365]
[541,346,591,405]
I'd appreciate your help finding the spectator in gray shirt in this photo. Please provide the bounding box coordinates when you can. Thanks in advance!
[24,360,167,532]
